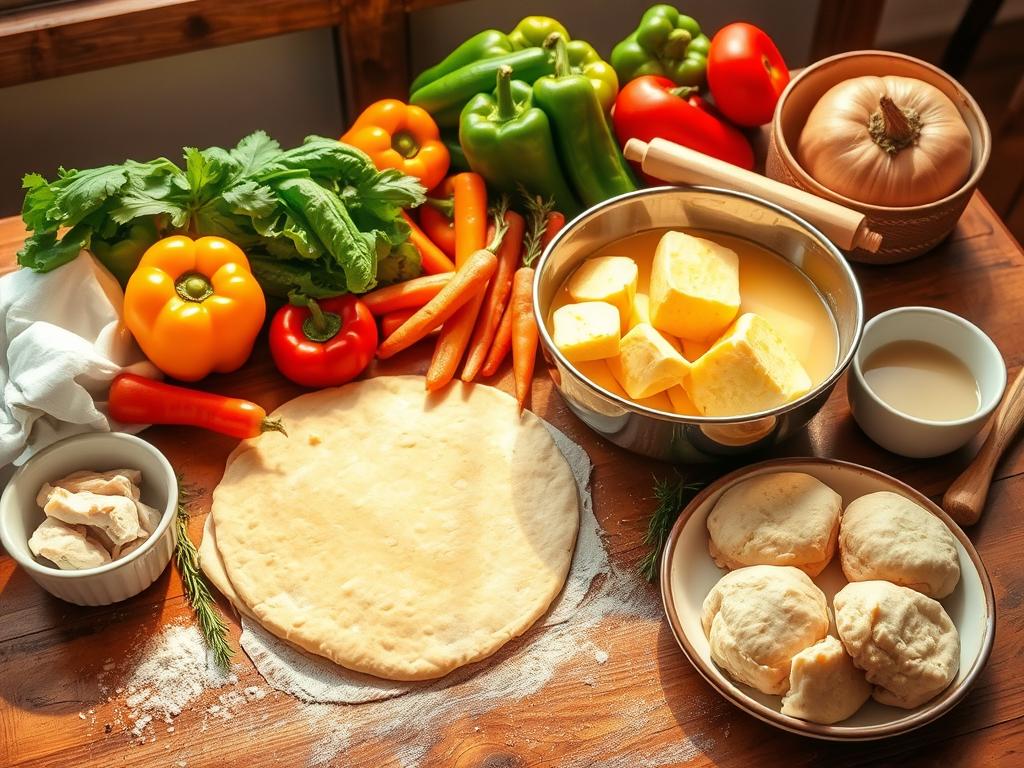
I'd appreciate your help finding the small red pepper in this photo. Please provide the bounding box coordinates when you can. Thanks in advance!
[612,75,754,184]
[269,295,378,388]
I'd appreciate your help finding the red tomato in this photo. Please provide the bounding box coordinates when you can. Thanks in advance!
[270,295,378,388]
[707,23,790,127]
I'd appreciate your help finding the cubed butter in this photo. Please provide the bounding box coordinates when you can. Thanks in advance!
[629,293,651,330]
[567,256,638,332]
[552,301,621,362]
[684,313,812,416]
[649,231,741,342]
[682,338,713,362]
[608,323,691,400]
[575,359,674,412]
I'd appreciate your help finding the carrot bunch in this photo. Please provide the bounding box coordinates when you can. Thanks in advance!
[365,171,565,412]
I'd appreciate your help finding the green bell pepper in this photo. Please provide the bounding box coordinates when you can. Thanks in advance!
[565,39,619,113]
[460,66,582,218]
[410,47,555,120]
[611,5,710,87]
[507,16,569,50]
[90,218,160,286]
[410,29,512,94]
[533,35,637,209]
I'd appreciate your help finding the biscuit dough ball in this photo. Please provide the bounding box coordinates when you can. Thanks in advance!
[840,491,960,598]
[701,565,830,695]
[707,472,843,577]
[781,635,871,724]
[834,580,960,709]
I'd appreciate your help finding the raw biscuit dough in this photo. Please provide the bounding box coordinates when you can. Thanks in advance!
[700,565,829,695]
[834,580,960,709]
[211,377,580,681]
[707,472,843,576]
[840,491,960,598]
[781,635,871,724]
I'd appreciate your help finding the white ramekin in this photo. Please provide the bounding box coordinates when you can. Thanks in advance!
[0,432,178,605]
[848,306,1006,458]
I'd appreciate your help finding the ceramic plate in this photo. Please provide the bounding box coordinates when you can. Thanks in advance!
[661,457,995,740]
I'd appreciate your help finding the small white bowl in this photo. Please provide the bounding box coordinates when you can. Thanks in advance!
[0,432,178,606]
[848,306,1006,458]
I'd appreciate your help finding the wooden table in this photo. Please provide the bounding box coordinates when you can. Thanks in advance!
[1,194,1023,767]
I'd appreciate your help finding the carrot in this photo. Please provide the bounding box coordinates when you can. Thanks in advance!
[379,307,417,338]
[402,211,455,274]
[461,209,525,382]
[419,203,456,259]
[511,268,538,411]
[361,272,453,316]
[377,248,497,359]
[425,201,510,390]
[108,374,285,440]
[480,298,513,377]
[451,172,488,265]
[540,211,566,250]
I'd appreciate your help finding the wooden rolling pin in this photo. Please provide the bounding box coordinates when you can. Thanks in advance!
[943,367,1024,527]
[623,138,883,253]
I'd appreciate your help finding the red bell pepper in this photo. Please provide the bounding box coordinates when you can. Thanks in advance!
[612,75,754,183]
[269,295,378,388]
[707,23,789,127]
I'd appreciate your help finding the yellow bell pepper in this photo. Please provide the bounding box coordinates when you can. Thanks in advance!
[124,236,266,382]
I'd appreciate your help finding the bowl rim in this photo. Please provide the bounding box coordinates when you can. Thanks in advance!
[771,49,993,213]
[659,456,996,741]
[533,184,864,425]
[851,305,1007,428]
[0,432,178,579]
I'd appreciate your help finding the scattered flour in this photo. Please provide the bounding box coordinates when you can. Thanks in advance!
[594,649,610,665]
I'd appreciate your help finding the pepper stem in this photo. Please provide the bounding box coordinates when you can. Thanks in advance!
[426,195,455,217]
[868,95,922,155]
[544,33,572,78]
[495,65,517,122]
[260,417,288,436]
[174,272,213,303]
[668,86,698,99]
[662,28,692,59]
[301,298,343,343]
[391,131,420,159]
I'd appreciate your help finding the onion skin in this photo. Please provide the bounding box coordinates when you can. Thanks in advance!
[796,75,972,208]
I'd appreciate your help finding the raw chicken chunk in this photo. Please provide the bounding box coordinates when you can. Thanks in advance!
[43,487,142,545]
[36,468,142,506]
[29,518,111,570]
[135,500,162,536]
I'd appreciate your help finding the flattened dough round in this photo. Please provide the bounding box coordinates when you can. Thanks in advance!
[212,376,579,681]
[707,472,842,576]
[781,635,871,724]
[840,491,960,598]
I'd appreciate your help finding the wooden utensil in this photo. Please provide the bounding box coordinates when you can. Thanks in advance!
[944,367,1024,526]
[622,137,883,253]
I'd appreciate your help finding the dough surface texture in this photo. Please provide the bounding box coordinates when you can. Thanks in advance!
[780,635,871,724]
[840,491,960,598]
[211,376,580,681]
[700,565,829,695]
[834,580,960,709]
[707,472,842,576]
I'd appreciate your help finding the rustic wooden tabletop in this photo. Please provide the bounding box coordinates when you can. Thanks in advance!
[1,194,1022,767]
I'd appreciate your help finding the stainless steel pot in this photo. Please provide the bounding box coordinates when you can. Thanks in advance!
[533,186,863,463]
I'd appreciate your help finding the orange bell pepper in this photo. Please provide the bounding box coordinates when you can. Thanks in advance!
[341,99,450,190]
[124,236,266,382]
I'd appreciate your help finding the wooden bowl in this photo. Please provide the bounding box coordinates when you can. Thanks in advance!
[660,457,995,740]
[766,51,991,264]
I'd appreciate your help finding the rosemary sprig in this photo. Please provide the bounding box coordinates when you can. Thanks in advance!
[519,187,555,267]
[175,483,234,670]
[638,471,705,582]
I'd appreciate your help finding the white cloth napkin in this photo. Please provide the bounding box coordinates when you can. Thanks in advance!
[0,252,158,467]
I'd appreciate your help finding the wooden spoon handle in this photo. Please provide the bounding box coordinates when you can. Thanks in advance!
[944,367,1024,526]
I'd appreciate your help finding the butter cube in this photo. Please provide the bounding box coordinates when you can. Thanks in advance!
[567,256,638,332]
[682,338,713,362]
[649,231,741,342]
[608,323,691,400]
[552,302,621,362]
[576,359,674,411]
[629,293,651,329]
[684,313,812,416]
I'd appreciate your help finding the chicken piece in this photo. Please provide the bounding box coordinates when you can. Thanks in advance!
[135,500,162,536]
[115,536,149,560]
[43,487,142,546]
[37,469,142,505]
[29,518,111,570]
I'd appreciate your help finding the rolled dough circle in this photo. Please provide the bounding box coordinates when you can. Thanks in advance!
[211,376,580,681]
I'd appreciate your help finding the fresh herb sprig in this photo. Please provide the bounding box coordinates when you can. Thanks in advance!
[175,484,233,670]
[639,472,705,582]
[519,188,555,267]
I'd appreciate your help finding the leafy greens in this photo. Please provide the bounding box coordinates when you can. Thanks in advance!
[18,131,426,297]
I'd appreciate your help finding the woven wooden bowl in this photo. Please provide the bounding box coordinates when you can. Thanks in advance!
[766,51,991,264]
